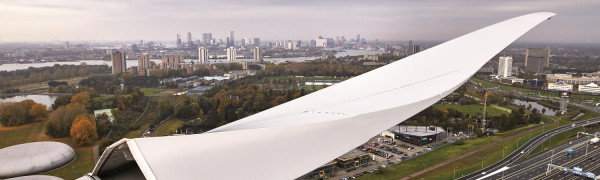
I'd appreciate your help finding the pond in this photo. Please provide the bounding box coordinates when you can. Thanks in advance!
[512,99,557,116]
[0,94,59,110]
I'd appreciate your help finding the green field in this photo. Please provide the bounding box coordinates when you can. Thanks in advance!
[359,123,544,180]
[0,122,95,180]
[124,123,151,138]
[141,88,165,96]
[433,104,511,117]
[156,118,184,136]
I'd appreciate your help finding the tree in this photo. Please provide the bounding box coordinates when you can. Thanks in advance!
[45,104,88,137]
[95,113,112,138]
[52,95,73,110]
[29,103,48,122]
[71,91,91,108]
[70,114,98,146]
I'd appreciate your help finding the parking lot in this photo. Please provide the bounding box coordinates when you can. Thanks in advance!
[332,132,473,180]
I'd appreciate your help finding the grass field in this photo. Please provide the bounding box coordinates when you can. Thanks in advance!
[0,122,95,179]
[433,104,511,117]
[140,88,165,96]
[124,123,151,138]
[359,123,544,180]
[156,118,184,136]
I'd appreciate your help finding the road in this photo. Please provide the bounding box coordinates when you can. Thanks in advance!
[459,117,600,180]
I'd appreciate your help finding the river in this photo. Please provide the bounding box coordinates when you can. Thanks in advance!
[0,49,382,72]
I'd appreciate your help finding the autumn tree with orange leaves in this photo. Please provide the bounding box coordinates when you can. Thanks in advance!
[70,114,98,146]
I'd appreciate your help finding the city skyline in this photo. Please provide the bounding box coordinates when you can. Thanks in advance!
[0,1,599,43]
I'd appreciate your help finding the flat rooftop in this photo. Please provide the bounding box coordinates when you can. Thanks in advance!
[389,126,445,137]
[338,149,368,160]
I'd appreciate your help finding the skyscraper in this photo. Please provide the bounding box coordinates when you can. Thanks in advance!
[227,47,236,61]
[253,38,260,47]
[412,45,421,54]
[202,33,212,45]
[187,32,193,47]
[228,31,235,46]
[111,51,127,74]
[138,53,150,69]
[254,47,262,60]
[525,48,550,73]
[498,56,513,78]
[356,34,360,42]
[176,34,182,47]
[199,47,208,64]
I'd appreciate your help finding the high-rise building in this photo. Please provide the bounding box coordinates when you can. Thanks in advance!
[240,39,246,47]
[412,45,421,54]
[356,34,360,42]
[315,37,333,48]
[498,56,513,78]
[138,53,150,69]
[202,33,212,45]
[64,41,69,49]
[254,47,262,60]
[187,32,193,47]
[525,48,550,73]
[253,38,260,47]
[140,40,144,46]
[227,47,236,61]
[199,47,208,64]
[287,41,297,50]
[176,34,182,47]
[228,31,235,46]
[111,51,127,74]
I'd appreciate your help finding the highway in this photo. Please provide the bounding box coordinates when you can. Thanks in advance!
[459,117,600,180]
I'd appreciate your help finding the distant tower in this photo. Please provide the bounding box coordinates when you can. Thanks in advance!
[227,47,236,61]
[64,41,70,49]
[111,51,127,74]
[202,33,213,45]
[140,40,144,46]
[138,53,150,69]
[228,31,235,46]
[356,34,360,42]
[254,47,262,60]
[176,34,182,47]
[498,56,513,78]
[525,48,550,73]
[412,45,421,54]
[199,47,208,64]
[187,32,193,47]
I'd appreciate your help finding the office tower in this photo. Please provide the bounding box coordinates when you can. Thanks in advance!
[310,39,316,47]
[253,38,260,47]
[254,47,262,60]
[227,47,236,61]
[199,47,208,64]
[498,56,513,78]
[138,53,150,69]
[341,36,346,42]
[287,41,297,50]
[140,40,144,46]
[412,45,421,54]
[240,39,246,46]
[187,32,193,47]
[202,33,213,45]
[356,34,360,42]
[111,51,127,74]
[228,31,235,46]
[176,34,182,47]
[64,41,69,49]
[525,48,550,73]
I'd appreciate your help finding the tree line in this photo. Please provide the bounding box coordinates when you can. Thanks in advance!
[0,64,111,92]
[0,100,48,126]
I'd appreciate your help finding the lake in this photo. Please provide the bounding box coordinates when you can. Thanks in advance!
[0,94,59,110]
[512,99,557,116]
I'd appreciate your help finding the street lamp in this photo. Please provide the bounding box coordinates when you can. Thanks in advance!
[482,156,486,169]
[453,166,458,180]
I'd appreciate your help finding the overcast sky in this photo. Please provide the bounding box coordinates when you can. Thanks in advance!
[0,0,598,43]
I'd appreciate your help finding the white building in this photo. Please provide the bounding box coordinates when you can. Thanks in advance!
[253,47,262,60]
[227,47,236,61]
[578,83,600,94]
[547,81,573,92]
[498,56,513,78]
[198,47,208,64]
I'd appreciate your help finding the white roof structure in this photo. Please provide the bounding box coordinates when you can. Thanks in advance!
[0,142,75,179]
[81,12,556,180]
[390,126,446,137]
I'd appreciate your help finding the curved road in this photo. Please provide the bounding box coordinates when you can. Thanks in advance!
[459,117,600,180]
